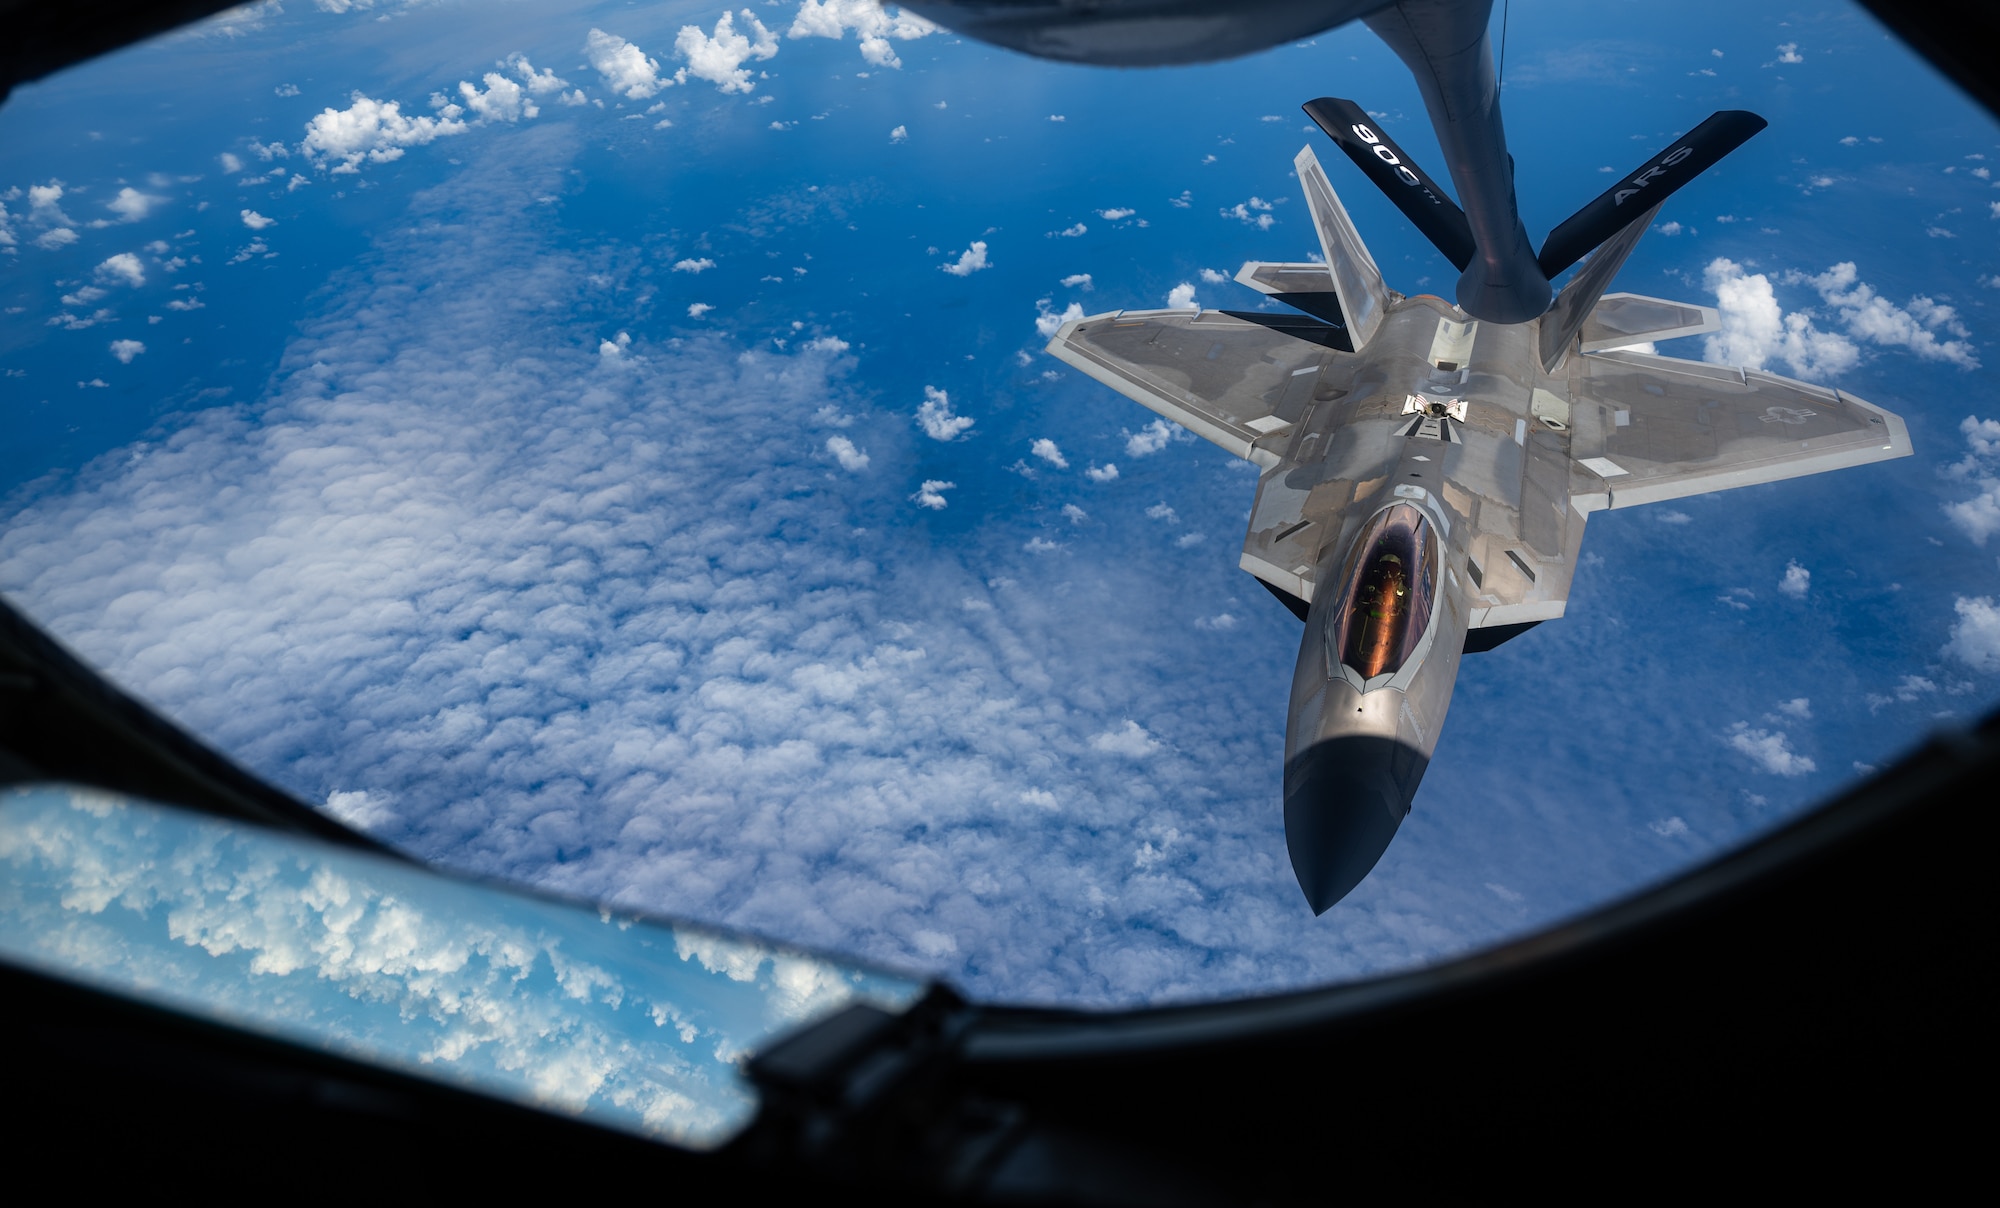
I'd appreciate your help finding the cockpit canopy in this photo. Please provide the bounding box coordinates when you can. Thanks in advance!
[1330,503,1439,683]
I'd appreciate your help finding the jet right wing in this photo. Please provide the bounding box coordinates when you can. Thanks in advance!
[1566,350,1912,510]
[1046,307,1356,467]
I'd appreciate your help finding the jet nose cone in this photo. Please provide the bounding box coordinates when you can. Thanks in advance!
[1283,736,1429,914]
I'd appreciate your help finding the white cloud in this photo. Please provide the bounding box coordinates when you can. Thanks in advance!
[1085,463,1119,482]
[1943,596,2000,672]
[1061,504,1087,525]
[1778,561,1810,599]
[301,93,467,173]
[1090,720,1160,758]
[673,258,715,273]
[95,253,146,287]
[36,228,78,250]
[1774,698,1813,720]
[585,28,669,99]
[1198,268,1227,284]
[221,151,245,174]
[1165,282,1198,310]
[105,187,162,223]
[599,331,632,359]
[940,241,989,277]
[916,385,973,440]
[505,54,569,96]
[109,339,146,363]
[1049,114,1065,123]
[1789,262,1978,369]
[1057,274,1093,293]
[1944,416,2000,545]
[275,82,301,97]
[1029,439,1068,469]
[788,0,937,70]
[1145,502,1177,523]
[674,10,780,94]
[889,125,907,143]
[241,209,276,230]
[1776,42,1803,64]
[458,73,538,123]
[1649,816,1689,837]
[1097,207,1135,221]
[1125,419,1182,457]
[1724,722,1816,776]
[1054,223,1086,238]
[687,303,714,318]
[1657,220,1683,236]
[1700,257,1857,379]
[1024,537,1063,553]
[1221,197,1275,229]
[1034,299,1083,339]
[825,435,869,471]
[911,478,955,509]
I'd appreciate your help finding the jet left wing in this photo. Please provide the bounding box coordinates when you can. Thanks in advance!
[1046,308,1356,466]
[1566,350,1912,510]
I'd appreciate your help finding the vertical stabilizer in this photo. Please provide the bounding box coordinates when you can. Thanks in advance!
[1294,145,1392,350]
[1537,203,1660,372]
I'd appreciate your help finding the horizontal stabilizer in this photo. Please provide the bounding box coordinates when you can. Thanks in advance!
[1580,293,1719,353]
[1538,110,1767,279]
[1234,261,1349,327]
[1303,96,1475,271]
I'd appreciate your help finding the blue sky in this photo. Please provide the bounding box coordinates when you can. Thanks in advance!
[1,0,1997,1007]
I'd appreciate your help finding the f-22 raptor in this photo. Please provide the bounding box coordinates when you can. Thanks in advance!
[1046,121,1912,913]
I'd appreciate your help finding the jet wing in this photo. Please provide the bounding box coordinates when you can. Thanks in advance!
[1046,308,1355,467]
[1566,350,1912,510]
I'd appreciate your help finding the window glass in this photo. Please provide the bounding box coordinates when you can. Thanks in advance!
[1331,503,1438,680]
[0,783,925,1148]
[0,1,1992,1009]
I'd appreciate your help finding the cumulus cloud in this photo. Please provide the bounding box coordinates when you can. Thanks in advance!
[1776,42,1803,64]
[1943,417,2000,545]
[940,241,989,276]
[674,11,780,94]
[241,209,276,230]
[788,0,937,69]
[889,125,907,143]
[1165,282,1198,310]
[104,187,162,223]
[1943,596,2000,673]
[1085,463,1119,482]
[95,253,146,287]
[1030,439,1068,469]
[1779,561,1810,598]
[1701,258,1857,378]
[108,339,146,363]
[35,228,78,250]
[825,435,869,471]
[1054,223,1086,238]
[1097,207,1135,221]
[1062,504,1087,524]
[1222,197,1275,229]
[301,93,466,173]
[458,72,539,122]
[910,478,955,509]
[673,258,715,273]
[1090,720,1161,758]
[1125,419,1184,457]
[916,385,973,441]
[1034,298,1083,339]
[586,28,669,98]
[1724,722,1816,776]
[1060,273,1092,290]
[687,303,714,318]
[1789,262,1978,369]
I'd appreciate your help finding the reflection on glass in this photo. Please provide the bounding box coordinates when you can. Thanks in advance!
[1332,504,1438,680]
[0,784,925,1149]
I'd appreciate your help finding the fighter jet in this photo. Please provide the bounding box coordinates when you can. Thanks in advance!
[1045,122,1913,913]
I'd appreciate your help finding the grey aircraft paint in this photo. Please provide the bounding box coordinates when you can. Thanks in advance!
[1048,145,1912,912]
